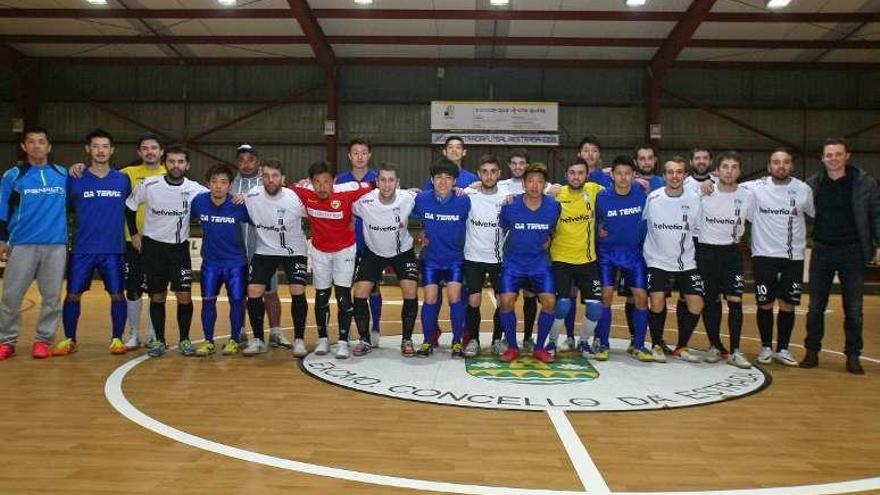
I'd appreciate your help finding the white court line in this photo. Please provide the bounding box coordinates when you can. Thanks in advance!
[546,410,611,495]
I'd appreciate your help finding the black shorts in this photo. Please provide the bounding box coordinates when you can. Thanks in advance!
[463,260,502,294]
[553,261,603,301]
[752,256,804,306]
[250,254,308,287]
[696,243,744,300]
[142,237,192,293]
[647,267,705,297]
[615,272,632,297]
[124,242,148,298]
[355,248,419,283]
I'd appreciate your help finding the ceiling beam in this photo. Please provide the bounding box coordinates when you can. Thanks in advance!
[0,8,877,23]
[650,0,717,82]
[2,34,877,50]
[286,0,335,79]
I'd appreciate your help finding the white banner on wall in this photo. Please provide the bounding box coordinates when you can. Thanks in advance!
[431,101,558,131]
[431,132,560,146]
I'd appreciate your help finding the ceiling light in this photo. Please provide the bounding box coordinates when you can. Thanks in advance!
[86,0,108,4]
[765,0,791,8]
[217,0,236,6]
[490,0,510,5]
[354,0,373,5]
[625,0,647,5]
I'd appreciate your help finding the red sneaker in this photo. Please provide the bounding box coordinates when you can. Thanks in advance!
[32,341,51,359]
[500,347,520,362]
[0,344,15,360]
[533,348,555,363]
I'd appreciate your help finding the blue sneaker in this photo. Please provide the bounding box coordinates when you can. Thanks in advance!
[178,339,196,357]
[577,340,594,358]
[147,340,167,358]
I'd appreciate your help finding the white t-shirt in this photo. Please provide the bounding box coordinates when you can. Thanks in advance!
[244,186,307,256]
[126,176,208,245]
[697,186,754,245]
[684,174,716,196]
[741,176,814,260]
[642,188,701,272]
[352,189,415,258]
[464,187,508,264]
[498,178,524,195]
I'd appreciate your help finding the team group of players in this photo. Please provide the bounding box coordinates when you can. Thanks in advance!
[0,127,869,373]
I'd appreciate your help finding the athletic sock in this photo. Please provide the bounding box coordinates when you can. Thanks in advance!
[632,308,649,349]
[149,301,166,343]
[315,288,332,340]
[450,299,466,343]
[756,307,774,348]
[292,294,307,339]
[522,295,537,340]
[648,309,665,346]
[676,307,700,349]
[499,310,518,349]
[535,311,555,350]
[369,291,382,333]
[420,301,440,343]
[596,306,612,347]
[702,299,723,349]
[466,305,481,341]
[353,297,370,343]
[401,298,418,341]
[247,297,265,341]
[727,301,743,351]
[564,300,576,338]
[776,310,795,351]
[177,302,193,342]
[201,299,217,342]
[126,298,142,335]
[62,300,80,340]
[110,299,126,339]
[625,301,635,337]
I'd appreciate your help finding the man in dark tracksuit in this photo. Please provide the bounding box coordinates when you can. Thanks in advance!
[801,138,880,374]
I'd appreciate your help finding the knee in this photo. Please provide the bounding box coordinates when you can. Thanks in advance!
[585,301,603,321]
[554,298,572,319]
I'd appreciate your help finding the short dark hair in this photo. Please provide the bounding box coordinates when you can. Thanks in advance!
[164,145,189,162]
[430,157,460,179]
[206,164,235,183]
[611,155,636,172]
[508,148,530,163]
[136,133,163,149]
[378,162,398,176]
[690,146,712,160]
[262,159,285,175]
[635,143,656,157]
[308,161,335,179]
[577,135,601,151]
[478,153,499,168]
[524,162,549,181]
[348,137,372,152]
[822,137,849,153]
[444,135,465,148]
[568,157,589,171]
[21,126,51,145]
[714,151,742,168]
[85,128,114,146]
[664,155,689,172]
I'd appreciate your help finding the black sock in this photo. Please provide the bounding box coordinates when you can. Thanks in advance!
[703,299,723,349]
[354,297,370,343]
[727,301,743,351]
[676,306,700,349]
[648,309,665,345]
[315,288,332,339]
[467,305,481,341]
[625,302,635,337]
[492,306,501,342]
[757,307,774,348]
[523,295,537,340]
[177,302,193,342]
[149,301,166,343]
[292,293,307,339]
[402,298,418,341]
[247,297,265,340]
[335,285,356,341]
[776,310,795,351]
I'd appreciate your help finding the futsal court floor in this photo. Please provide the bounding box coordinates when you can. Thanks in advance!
[1,281,878,495]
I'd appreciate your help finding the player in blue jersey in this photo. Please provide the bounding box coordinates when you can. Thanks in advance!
[496,163,561,363]
[578,135,613,188]
[421,136,479,191]
[337,137,383,347]
[412,158,471,357]
[594,155,653,362]
[190,164,251,357]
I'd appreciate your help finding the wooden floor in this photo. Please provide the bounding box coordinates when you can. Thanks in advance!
[1,281,878,495]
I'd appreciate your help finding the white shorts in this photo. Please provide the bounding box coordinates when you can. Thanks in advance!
[310,243,357,289]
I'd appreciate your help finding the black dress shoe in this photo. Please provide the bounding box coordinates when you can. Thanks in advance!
[846,355,865,375]
[799,350,819,368]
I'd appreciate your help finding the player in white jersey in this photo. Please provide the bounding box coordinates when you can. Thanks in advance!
[696,151,755,369]
[462,154,508,357]
[643,156,705,363]
[125,147,208,358]
[684,146,716,196]
[738,148,814,366]
[243,160,310,356]
[351,163,420,356]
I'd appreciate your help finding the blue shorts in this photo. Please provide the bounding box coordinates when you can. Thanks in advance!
[499,265,555,295]
[67,253,125,295]
[598,247,647,290]
[422,262,464,286]
[201,263,247,300]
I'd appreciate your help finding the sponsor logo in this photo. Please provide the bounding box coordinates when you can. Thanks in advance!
[466,355,598,385]
[330,200,342,210]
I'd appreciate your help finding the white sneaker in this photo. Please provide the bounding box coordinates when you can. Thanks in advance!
[651,344,667,363]
[704,346,722,363]
[242,338,267,356]
[315,337,330,355]
[124,332,140,351]
[292,338,308,358]
[269,328,292,349]
[492,340,508,356]
[371,330,381,348]
[335,341,350,359]
[672,348,701,363]
[757,346,773,364]
[464,339,480,357]
[728,350,752,369]
[774,348,798,367]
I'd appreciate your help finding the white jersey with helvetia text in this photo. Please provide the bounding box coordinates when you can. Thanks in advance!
[642,188,701,272]
[464,188,507,264]
[497,178,524,195]
[697,187,755,245]
[126,176,208,245]
[245,186,307,256]
[741,176,814,260]
[352,189,415,258]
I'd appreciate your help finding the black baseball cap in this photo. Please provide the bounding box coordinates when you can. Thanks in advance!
[237,143,258,156]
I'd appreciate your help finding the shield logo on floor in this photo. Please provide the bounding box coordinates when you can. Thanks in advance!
[465,353,599,385]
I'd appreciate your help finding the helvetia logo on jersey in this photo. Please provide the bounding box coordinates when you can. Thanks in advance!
[466,355,598,385]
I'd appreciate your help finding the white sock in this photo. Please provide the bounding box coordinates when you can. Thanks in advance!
[580,315,598,343]
[126,299,142,336]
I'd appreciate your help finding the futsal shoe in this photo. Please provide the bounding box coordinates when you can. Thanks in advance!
[242,338,266,356]
[728,351,752,369]
[109,338,127,355]
[0,343,15,360]
[499,347,520,362]
[314,337,330,355]
[799,350,819,369]
[32,341,52,359]
[656,339,675,354]
[565,336,577,352]
[352,340,372,357]
[292,338,308,358]
[400,339,416,357]
[773,349,798,367]
[222,339,241,356]
[756,346,773,365]
[147,340,167,358]
[533,348,555,363]
[577,341,593,359]
[846,355,865,375]
[51,338,77,357]
[416,342,434,358]
[593,345,610,361]
[178,339,196,357]
[335,341,351,359]
[269,329,292,349]
[703,346,723,364]
[651,344,667,363]
[492,340,508,356]
[450,342,464,358]
[124,333,140,351]
[634,346,655,362]
[195,341,215,357]
[671,347,700,363]
[522,338,536,353]
[464,339,480,357]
